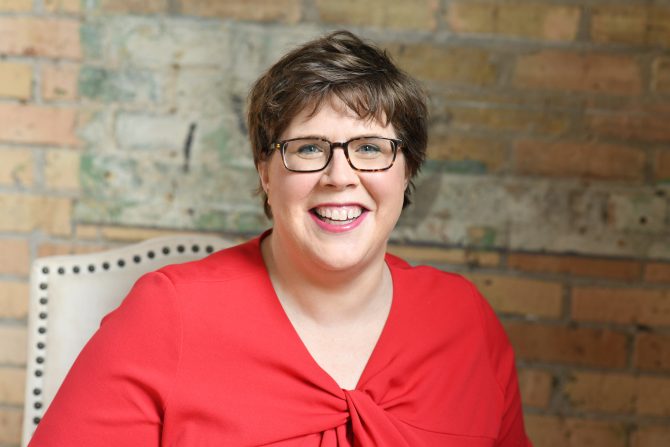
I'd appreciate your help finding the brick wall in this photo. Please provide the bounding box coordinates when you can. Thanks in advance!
[1,0,669,446]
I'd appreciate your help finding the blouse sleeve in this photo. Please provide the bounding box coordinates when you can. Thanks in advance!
[469,282,533,447]
[28,271,182,447]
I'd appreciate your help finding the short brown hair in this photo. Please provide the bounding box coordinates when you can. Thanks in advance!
[247,30,428,218]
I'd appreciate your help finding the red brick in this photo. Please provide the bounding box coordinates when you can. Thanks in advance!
[44,0,82,14]
[634,333,670,372]
[435,89,584,110]
[584,96,670,113]
[591,6,670,47]
[179,0,301,23]
[0,104,78,146]
[42,63,79,101]
[638,377,670,416]
[388,44,499,86]
[514,139,646,181]
[99,225,203,242]
[514,51,642,94]
[318,0,437,31]
[0,61,32,99]
[445,106,570,135]
[565,372,635,414]
[518,368,552,408]
[45,149,80,190]
[0,280,28,319]
[426,135,507,173]
[100,0,167,13]
[387,244,501,267]
[632,426,670,447]
[652,57,670,93]
[0,238,30,276]
[0,17,81,59]
[565,372,670,416]
[0,407,22,445]
[508,252,642,281]
[0,367,25,405]
[0,0,31,11]
[468,274,563,318]
[525,414,627,447]
[447,2,580,42]
[74,224,100,239]
[0,326,26,365]
[37,242,113,257]
[0,193,72,236]
[645,262,670,283]
[504,322,627,368]
[654,150,670,183]
[0,147,33,187]
[587,110,670,144]
[572,286,670,327]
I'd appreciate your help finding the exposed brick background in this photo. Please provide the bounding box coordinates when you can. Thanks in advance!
[0,62,31,99]
[513,51,642,94]
[317,0,438,31]
[632,425,670,447]
[1,1,669,446]
[41,63,79,101]
[525,414,627,447]
[180,0,302,22]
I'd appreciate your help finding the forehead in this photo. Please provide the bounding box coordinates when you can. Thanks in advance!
[282,97,394,139]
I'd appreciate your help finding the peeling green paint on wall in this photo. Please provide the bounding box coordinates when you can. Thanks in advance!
[201,125,231,165]
[80,22,103,60]
[79,67,159,103]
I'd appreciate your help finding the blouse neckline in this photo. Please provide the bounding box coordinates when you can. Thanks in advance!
[250,229,400,393]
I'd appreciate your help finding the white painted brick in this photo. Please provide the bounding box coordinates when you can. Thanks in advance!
[115,113,188,150]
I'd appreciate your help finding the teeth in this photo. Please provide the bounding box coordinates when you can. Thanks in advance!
[315,206,362,221]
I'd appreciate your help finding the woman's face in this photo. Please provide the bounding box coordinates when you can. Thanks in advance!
[258,98,408,273]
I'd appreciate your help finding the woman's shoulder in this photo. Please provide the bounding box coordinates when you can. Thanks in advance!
[388,252,515,379]
[387,252,504,334]
[157,236,264,285]
[386,251,478,297]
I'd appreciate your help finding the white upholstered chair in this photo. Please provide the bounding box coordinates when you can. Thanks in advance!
[21,234,234,446]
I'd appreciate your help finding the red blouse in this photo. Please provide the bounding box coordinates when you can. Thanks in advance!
[30,235,532,446]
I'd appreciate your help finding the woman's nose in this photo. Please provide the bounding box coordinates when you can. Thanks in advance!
[320,148,359,188]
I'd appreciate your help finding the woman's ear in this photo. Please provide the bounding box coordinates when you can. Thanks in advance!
[258,160,270,195]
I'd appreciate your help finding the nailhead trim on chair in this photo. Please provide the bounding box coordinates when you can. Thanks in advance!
[26,237,228,432]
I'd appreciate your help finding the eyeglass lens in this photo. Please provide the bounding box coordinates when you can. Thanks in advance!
[282,137,396,172]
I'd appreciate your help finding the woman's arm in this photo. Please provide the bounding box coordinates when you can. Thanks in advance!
[470,283,534,447]
[28,271,182,446]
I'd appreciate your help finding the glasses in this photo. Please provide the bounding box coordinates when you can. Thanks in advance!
[272,136,402,173]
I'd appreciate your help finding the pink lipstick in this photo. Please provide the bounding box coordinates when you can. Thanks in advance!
[310,206,368,233]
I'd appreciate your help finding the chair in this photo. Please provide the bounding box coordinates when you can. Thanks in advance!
[21,234,234,446]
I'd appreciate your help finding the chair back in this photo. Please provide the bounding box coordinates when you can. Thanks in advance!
[21,234,234,446]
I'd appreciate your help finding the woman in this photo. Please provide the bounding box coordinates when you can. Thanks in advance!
[30,31,532,446]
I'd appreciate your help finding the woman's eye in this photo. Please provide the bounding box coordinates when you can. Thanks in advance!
[296,145,323,155]
[356,144,381,154]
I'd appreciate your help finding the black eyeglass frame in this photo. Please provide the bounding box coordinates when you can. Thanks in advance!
[271,136,403,173]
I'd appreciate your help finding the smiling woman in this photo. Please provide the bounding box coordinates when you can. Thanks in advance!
[260,98,407,275]
[28,31,533,446]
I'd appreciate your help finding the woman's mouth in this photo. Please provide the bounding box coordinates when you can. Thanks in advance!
[309,205,368,232]
[312,206,363,224]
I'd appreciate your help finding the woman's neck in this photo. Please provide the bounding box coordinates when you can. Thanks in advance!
[260,232,392,326]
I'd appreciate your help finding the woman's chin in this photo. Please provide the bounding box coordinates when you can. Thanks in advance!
[303,237,381,274]
[302,216,389,272]
[310,251,368,273]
